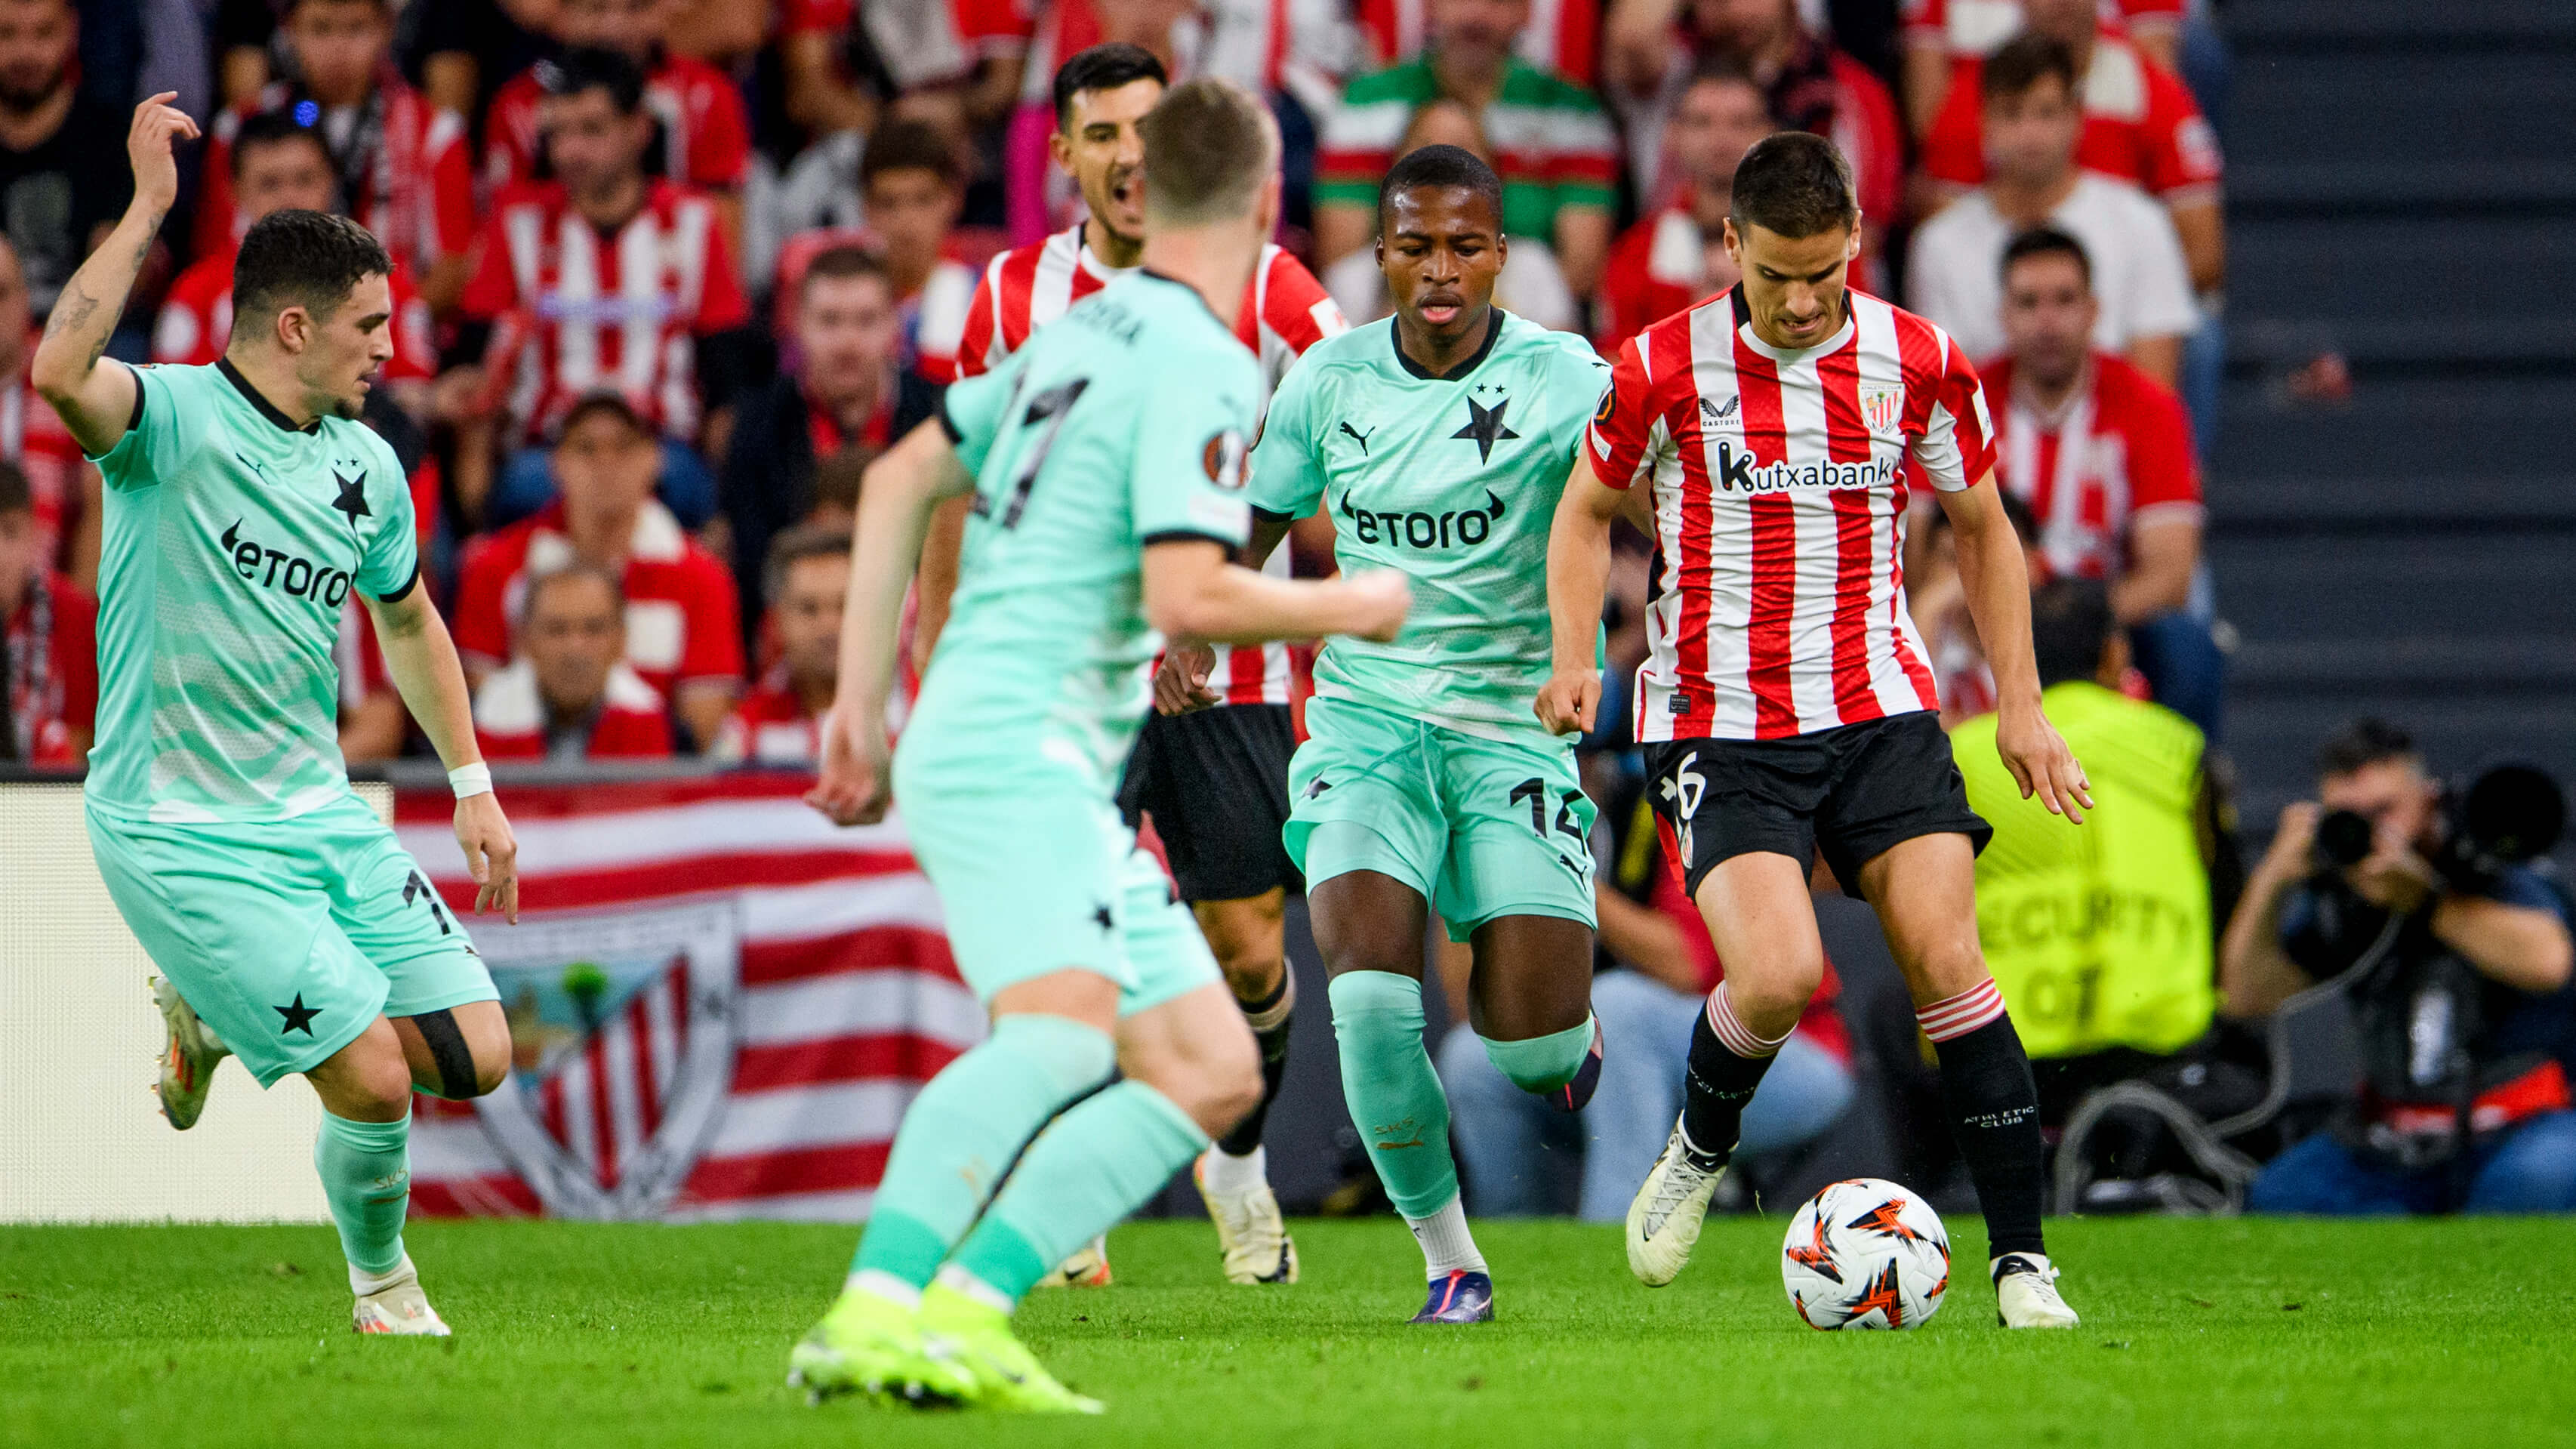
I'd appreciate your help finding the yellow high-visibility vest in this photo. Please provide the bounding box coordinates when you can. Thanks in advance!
[1950,681,2214,1058]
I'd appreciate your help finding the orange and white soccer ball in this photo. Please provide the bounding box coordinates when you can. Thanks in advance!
[1780,1177,1952,1330]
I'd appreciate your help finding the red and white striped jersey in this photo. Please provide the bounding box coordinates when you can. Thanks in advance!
[1588,287,1998,741]
[955,225,1347,706]
[461,180,753,444]
[480,51,753,196]
[1983,352,2199,584]
[195,79,476,278]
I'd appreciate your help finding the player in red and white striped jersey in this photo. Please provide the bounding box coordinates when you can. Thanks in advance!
[932,44,1345,1288]
[458,52,752,449]
[1541,133,2091,1330]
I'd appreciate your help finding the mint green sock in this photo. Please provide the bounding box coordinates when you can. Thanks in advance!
[314,1110,411,1279]
[850,1013,1115,1289]
[950,1081,1209,1304]
[1481,1013,1598,1093]
[1327,970,1459,1220]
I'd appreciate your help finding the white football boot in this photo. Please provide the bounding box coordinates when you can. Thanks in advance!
[1037,1236,1113,1289]
[1992,1253,2080,1328]
[1195,1154,1299,1284]
[1625,1117,1725,1287]
[151,976,229,1131]
[352,1256,452,1336]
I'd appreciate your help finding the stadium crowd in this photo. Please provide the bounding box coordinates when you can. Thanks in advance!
[0,0,2232,772]
[17,0,2559,1219]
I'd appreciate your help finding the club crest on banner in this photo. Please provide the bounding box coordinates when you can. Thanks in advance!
[464,899,743,1219]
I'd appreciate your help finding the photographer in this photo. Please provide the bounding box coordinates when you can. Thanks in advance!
[2223,720,2576,1213]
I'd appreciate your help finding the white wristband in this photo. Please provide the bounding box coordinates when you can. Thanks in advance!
[448,763,494,800]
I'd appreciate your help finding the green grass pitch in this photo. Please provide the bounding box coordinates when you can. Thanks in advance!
[2,1216,2564,1447]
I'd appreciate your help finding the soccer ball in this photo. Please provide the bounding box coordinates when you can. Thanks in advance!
[1779,1178,1951,1330]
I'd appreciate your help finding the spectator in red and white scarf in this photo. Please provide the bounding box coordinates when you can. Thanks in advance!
[0,458,94,766]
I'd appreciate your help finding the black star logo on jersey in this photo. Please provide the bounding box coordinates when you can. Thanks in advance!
[273,994,322,1036]
[331,470,371,529]
[1338,420,1375,455]
[1450,394,1519,464]
[1092,903,1116,934]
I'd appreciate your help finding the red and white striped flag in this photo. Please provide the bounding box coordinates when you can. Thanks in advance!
[396,775,983,1221]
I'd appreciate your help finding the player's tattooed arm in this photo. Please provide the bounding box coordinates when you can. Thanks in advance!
[32,94,197,456]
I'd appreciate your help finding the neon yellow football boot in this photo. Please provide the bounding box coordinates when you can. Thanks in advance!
[788,1287,975,1407]
[919,1281,1104,1414]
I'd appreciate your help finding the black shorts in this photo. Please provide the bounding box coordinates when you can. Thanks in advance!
[1646,710,1990,898]
[1117,703,1300,904]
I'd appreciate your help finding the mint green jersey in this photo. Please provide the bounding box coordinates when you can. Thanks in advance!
[913,271,1262,790]
[1248,310,1607,745]
[85,362,418,825]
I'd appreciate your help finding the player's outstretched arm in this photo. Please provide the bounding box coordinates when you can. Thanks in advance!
[1536,452,1625,735]
[1939,474,2094,822]
[1142,541,1407,649]
[30,94,198,456]
[1152,513,1301,716]
[368,579,519,922]
[809,419,976,827]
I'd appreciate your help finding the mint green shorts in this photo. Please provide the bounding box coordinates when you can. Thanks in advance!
[85,791,497,1088]
[1285,696,1598,942]
[895,733,1219,1014]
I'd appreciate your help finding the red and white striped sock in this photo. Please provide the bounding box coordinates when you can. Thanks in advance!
[1916,978,2007,1044]
[1705,982,1794,1059]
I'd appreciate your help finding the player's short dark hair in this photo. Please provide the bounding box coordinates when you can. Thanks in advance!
[2317,718,2419,779]
[283,0,390,15]
[1379,142,1505,234]
[0,458,30,519]
[230,210,390,338]
[538,46,647,115]
[1137,76,1276,227]
[2030,576,2114,688]
[858,119,963,191]
[2001,225,2093,288]
[519,562,627,633]
[1052,42,1166,132]
[1983,33,2078,104]
[230,107,333,180]
[799,243,890,301]
[1727,131,1858,240]
[764,523,853,603]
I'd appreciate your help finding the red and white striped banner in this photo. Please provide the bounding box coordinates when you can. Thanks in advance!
[396,775,983,1221]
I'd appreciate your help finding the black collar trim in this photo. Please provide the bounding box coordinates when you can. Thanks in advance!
[217,357,319,434]
[1390,307,1503,381]
[1137,267,1230,331]
[1729,284,1750,328]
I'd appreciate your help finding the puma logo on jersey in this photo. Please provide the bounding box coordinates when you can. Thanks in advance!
[1338,486,1506,550]
[218,519,354,606]
[1338,420,1375,455]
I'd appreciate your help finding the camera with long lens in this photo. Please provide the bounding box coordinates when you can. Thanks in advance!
[2313,763,2566,889]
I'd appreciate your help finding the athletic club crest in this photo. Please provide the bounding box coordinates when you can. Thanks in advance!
[1862,387,1903,436]
[465,899,743,1219]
